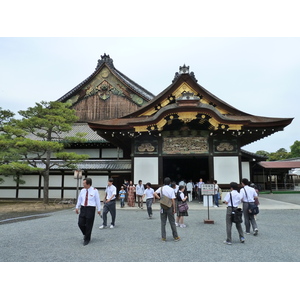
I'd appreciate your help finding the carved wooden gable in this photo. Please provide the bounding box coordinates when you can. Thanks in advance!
[57,54,154,123]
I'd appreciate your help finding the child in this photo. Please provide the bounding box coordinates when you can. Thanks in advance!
[119,185,126,208]
[176,185,188,228]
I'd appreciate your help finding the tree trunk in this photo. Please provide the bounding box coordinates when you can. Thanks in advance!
[43,150,51,205]
[43,170,50,205]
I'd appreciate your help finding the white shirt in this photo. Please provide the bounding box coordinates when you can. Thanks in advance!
[196,181,204,189]
[224,190,242,207]
[105,184,117,200]
[186,182,193,191]
[178,191,185,201]
[214,184,219,195]
[240,185,257,203]
[76,186,101,211]
[136,184,145,196]
[155,185,176,199]
[144,187,154,199]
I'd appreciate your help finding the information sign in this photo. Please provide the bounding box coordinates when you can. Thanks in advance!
[202,184,215,195]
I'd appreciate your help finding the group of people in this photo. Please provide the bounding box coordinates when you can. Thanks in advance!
[223,178,259,245]
[75,176,259,246]
[177,178,222,207]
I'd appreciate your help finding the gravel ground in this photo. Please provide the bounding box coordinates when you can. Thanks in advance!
[1,197,300,262]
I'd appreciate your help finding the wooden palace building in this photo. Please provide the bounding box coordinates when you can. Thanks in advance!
[0,54,293,199]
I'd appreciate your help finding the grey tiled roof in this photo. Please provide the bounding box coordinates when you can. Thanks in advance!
[34,159,131,170]
[26,123,106,143]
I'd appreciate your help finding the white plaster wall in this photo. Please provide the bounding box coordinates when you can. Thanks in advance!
[213,156,240,184]
[134,157,158,185]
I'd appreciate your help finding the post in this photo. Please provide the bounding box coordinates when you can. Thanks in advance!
[202,184,215,224]
[74,170,83,201]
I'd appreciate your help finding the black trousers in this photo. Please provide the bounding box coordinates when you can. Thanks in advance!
[78,206,96,241]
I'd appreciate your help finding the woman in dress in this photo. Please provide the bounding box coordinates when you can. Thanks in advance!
[127,180,136,207]
[175,185,188,228]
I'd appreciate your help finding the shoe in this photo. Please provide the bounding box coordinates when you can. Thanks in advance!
[180,224,186,228]
[175,222,179,227]
[149,215,152,219]
[245,231,250,235]
[110,225,114,229]
[240,237,245,243]
[253,228,258,236]
[174,237,180,242]
[99,225,107,229]
[223,240,232,245]
[83,240,90,246]
[162,238,166,242]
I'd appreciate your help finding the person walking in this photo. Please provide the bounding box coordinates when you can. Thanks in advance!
[176,185,189,228]
[75,177,101,246]
[136,180,145,209]
[223,182,245,245]
[154,177,180,242]
[99,178,117,229]
[240,178,259,236]
[143,182,155,219]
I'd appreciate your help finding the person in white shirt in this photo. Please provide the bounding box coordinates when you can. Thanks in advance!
[213,180,219,207]
[240,178,258,236]
[76,177,101,246]
[99,178,117,229]
[186,179,194,202]
[154,177,180,242]
[136,180,145,209]
[143,182,155,219]
[223,182,244,245]
[196,178,204,202]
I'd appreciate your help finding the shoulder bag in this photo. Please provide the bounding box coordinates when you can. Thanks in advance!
[230,193,243,223]
[244,187,259,215]
[177,191,189,212]
[160,186,173,209]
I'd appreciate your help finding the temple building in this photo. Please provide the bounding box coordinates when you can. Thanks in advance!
[86,55,293,189]
[0,54,293,199]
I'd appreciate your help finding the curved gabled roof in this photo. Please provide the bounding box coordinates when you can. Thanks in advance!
[57,54,155,103]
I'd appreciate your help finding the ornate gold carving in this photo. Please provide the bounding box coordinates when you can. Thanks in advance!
[177,112,198,124]
[173,83,198,98]
[134,125,149,132]
[163,137,208,154]
[216,142,234,151]
[156,118,167,131]
[138,143,155,152]
[100,67,110,78]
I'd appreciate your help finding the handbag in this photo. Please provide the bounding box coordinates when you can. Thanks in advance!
[178,201,189,213]
[230,193,243,223]
[160,187,172,209]
[244,187,259,215]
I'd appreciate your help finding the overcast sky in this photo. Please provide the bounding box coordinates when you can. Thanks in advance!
[1,2,299,154]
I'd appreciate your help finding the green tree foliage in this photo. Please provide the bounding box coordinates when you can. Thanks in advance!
[0,108,35,184]
[1,101,89,204]
[290,140,300,158]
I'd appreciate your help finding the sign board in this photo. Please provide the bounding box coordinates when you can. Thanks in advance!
[74,170,82,179]
[202,184,215,195]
